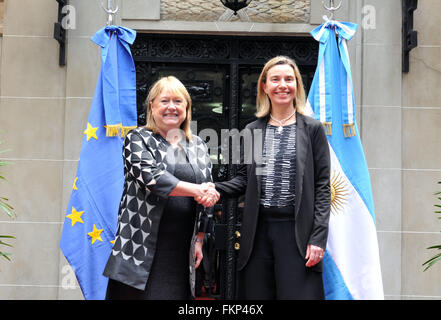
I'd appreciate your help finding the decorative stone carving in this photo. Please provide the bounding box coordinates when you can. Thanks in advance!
[162,0,310,23]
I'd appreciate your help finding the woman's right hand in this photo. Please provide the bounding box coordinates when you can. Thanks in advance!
[170,181,220,207]
[194,183,219,207]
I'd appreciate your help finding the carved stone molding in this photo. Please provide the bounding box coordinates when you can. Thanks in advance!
[162,0,310,23]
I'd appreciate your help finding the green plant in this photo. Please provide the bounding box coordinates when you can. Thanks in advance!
[0,140,16,261]
[423,181,441,271]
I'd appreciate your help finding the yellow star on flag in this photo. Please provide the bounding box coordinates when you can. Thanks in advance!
[72,177,78,190]
[88,224,103,244]
[66,207,84,226]
[84,123,98,141]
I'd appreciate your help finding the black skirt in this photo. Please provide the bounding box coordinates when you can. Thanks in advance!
[106,149,196,300]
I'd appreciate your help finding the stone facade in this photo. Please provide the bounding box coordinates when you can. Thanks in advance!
[0,0,68,299]
[400,0,441,298]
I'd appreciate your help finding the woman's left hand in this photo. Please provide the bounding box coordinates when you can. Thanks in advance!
[305,244,324,267]
[195,239,203,269]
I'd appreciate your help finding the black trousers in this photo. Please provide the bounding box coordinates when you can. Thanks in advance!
[238,206,324,300]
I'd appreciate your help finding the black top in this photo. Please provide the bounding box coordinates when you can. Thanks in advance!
[158,147,197,250]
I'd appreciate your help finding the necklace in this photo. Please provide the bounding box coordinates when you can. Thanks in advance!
[270,110,296,133]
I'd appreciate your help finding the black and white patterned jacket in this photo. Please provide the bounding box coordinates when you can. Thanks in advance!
[103,127,213,296]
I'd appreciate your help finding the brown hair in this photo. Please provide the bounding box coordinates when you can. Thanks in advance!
[256,56,306,118]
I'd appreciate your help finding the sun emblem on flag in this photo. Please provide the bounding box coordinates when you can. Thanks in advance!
[330,170,348,215]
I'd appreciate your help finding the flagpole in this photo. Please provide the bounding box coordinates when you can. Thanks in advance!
[322,0,343,20]
[101,0,119,26]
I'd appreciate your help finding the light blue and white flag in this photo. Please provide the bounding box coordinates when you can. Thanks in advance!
[306,20,384,299]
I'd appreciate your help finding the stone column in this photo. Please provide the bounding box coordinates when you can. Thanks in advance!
[358,0,403,299]
[401,0,441,299]
[0,0,67,298]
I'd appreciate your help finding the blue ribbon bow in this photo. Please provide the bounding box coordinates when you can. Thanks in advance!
[310,20,358,137]
[91,26,138,136]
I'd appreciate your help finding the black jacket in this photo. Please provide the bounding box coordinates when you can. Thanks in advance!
[215,113,331,272]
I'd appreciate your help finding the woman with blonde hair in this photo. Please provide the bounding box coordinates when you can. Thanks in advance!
[215,56,331,299]
[104,76,219,299]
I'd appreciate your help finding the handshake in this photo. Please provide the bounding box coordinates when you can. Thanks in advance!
[194,182,220,207]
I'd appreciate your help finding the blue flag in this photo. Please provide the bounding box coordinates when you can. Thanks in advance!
[306,20,384,299]
[60,26,137,300]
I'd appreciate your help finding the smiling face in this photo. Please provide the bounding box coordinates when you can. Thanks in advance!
[150,89,187,135]
[261,63,297,109]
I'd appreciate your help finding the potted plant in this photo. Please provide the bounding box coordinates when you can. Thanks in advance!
[423,181,441,271]
[0,139,15,261]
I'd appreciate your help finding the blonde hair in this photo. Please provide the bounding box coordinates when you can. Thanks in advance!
[256,56,306,118]
[145,76,193,140]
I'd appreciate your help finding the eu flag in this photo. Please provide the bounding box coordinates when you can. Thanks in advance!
[60,26,137,300]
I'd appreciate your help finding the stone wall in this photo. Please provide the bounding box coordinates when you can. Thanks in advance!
[356,0,441,299]
[400,0,441,298]
[0,0,67,298]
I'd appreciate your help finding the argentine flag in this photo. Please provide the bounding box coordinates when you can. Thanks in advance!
[306,20,384,299]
